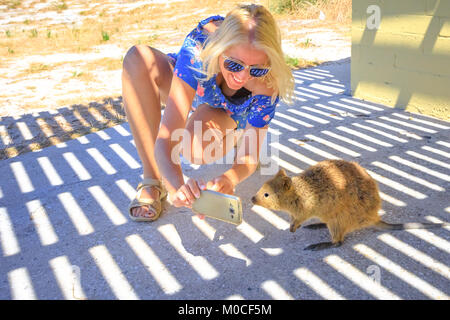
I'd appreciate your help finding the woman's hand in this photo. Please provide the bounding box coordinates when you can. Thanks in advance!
[206,174,235,195]
[169,178,207,219]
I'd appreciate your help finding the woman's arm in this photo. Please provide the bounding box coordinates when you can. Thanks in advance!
[155,74,196,195]
[223,80,275,187]
[207,125,268,194]
[229,125,268,183]
[207,80,275,194]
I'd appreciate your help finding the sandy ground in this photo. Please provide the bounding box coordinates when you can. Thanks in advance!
[0,0,350,160]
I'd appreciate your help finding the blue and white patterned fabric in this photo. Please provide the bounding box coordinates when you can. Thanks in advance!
[167,15,279,129]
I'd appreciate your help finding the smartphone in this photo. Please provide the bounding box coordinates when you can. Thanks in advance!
[192,189,243,225]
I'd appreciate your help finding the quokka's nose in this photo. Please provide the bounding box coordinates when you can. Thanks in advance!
[251,196,256,204]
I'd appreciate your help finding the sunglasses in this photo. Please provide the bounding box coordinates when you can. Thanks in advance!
[222,54,270,78]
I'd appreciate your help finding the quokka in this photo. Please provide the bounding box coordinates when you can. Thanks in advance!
[251,160,449,251]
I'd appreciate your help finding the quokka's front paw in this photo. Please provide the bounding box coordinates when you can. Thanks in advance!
[289,223,297,233]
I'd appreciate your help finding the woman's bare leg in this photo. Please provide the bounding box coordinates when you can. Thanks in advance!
[122,44,173,218]
[183,104,239,165]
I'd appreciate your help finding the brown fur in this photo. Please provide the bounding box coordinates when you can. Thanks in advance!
[251,160,448,250]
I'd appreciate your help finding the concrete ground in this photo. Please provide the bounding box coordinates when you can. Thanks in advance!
[1,58,449,300]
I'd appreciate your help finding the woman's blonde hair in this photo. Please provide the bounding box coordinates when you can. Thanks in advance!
[200,4,294,104]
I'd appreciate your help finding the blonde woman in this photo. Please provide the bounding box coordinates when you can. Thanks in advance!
[122,4,294,221]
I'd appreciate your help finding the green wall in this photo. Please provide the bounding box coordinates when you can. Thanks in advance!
[352,0,450,120]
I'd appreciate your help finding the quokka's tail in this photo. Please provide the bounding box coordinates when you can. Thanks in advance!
[375,220,450,231]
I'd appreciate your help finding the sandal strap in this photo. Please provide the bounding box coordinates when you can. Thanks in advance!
[136,178,167,198]
[139,177,161,187]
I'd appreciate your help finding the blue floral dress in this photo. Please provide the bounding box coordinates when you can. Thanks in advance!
[167,15,280,129]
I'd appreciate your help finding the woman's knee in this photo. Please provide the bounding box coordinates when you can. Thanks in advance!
[123,44,158,77]
[185,123,236,165]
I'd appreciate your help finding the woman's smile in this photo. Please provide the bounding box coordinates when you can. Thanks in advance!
[231,73,244,84]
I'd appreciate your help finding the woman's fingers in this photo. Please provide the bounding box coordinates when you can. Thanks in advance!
[179,184,195,205]
[179,178,207,206]
[206,176,235,195]
[206,178,219,191]
[186,178,202,199]
[198,178,207,191]
[171,178,210,208]
[171,191,189,208]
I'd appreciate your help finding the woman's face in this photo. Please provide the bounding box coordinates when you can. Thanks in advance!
[219,42,269,90]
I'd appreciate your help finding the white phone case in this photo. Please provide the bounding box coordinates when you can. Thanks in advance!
[192,189,243,225]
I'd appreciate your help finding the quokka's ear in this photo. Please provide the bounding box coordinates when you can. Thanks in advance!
[276,168,287,177]
[281,176,292,191]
